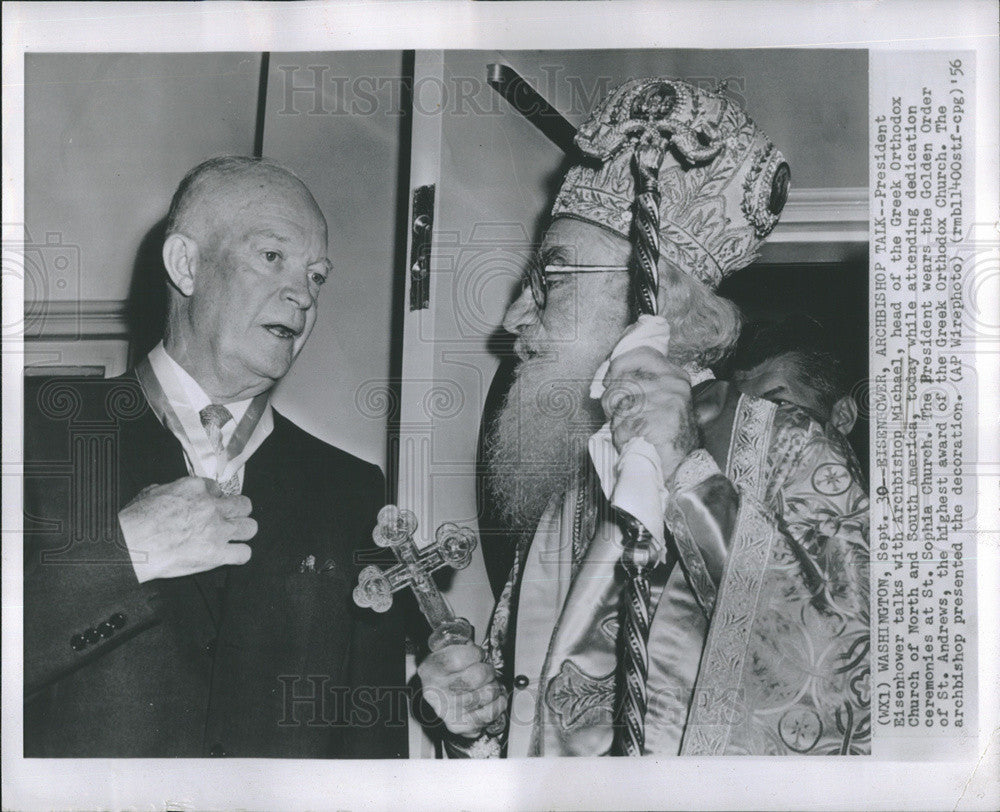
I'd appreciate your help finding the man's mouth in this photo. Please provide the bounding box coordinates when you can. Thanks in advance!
[263,323,303,340]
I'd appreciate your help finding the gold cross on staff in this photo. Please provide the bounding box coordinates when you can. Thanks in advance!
[353,505,478,648]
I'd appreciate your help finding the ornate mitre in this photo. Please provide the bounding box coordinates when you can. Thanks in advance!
[551,78,790,289]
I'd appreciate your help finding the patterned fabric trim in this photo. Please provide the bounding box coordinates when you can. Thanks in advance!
[660,449,724,616]
[680,396,778,755]
[545,659,616,733]
[443,733,502,759]
[457,529,535,758]
[680,494,776,755]
[725,394,777,500]
[669,448,721,492]
[664,501,718,618]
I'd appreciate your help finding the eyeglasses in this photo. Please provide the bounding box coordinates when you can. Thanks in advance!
[526,263,630,310]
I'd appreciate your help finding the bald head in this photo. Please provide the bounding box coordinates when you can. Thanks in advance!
[166,156,326,245]
[160,156,331,401]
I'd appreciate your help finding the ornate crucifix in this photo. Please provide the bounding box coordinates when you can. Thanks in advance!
[353,504,479,649]
[354,505,508,738]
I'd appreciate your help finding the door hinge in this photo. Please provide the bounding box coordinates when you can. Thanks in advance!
[409,185,434,311]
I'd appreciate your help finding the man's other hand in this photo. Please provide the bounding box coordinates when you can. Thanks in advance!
[417,642,506,738]
[119,476,256,583]
[602,346,698,482]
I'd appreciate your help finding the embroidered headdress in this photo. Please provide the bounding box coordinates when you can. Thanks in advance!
[551,78,790,289]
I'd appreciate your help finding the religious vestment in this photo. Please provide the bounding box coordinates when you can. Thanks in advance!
[454,388,869,757]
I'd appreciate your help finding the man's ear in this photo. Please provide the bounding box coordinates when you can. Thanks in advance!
[831,394,858,435]
[162,233,199,297]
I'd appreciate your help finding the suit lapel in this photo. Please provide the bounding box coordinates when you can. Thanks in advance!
[240,425,287,558]
[215,418,298,636]
[115,372,232,628]
[115,375,187,503]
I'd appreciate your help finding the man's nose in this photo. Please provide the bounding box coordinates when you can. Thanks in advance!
[282,271,314,309]
[502,286,540,335]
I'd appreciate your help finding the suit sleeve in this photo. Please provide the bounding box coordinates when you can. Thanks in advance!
[23,407,162,699]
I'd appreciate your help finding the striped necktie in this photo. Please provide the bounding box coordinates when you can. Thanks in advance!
[199,404,241,495]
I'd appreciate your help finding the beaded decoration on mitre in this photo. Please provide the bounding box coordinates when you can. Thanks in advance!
[551,78,790,289]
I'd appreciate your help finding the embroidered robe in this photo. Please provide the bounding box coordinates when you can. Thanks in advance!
[453,394,869,757]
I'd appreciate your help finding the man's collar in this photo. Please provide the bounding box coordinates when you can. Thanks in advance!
[148,341,252,422]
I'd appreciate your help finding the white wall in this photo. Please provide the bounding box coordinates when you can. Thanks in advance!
[497,48,869,187]
[25,53,262,302]
[264,52,405,468]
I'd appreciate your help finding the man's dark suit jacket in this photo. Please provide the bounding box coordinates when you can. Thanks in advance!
[23,373,408,758]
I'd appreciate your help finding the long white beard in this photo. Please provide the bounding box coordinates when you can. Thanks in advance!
[484,345,607,530]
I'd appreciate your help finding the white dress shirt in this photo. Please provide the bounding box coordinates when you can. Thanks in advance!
[146,342,272,491]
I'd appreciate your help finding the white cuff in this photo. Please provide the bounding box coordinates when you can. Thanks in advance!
[118,512,155,584]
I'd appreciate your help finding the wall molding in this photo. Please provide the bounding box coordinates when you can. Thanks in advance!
[23,299,131,340]
[768,186,868,244]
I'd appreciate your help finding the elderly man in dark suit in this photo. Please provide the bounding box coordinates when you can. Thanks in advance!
[24,156,407,758]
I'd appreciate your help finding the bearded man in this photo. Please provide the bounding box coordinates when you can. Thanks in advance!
[419,79,870,757]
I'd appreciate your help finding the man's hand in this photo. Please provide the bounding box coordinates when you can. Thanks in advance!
[417,642,506,738]
[601,346,699,483]
[119,476,256,583]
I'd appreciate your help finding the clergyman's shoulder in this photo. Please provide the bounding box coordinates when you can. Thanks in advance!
[771,400,867,487]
